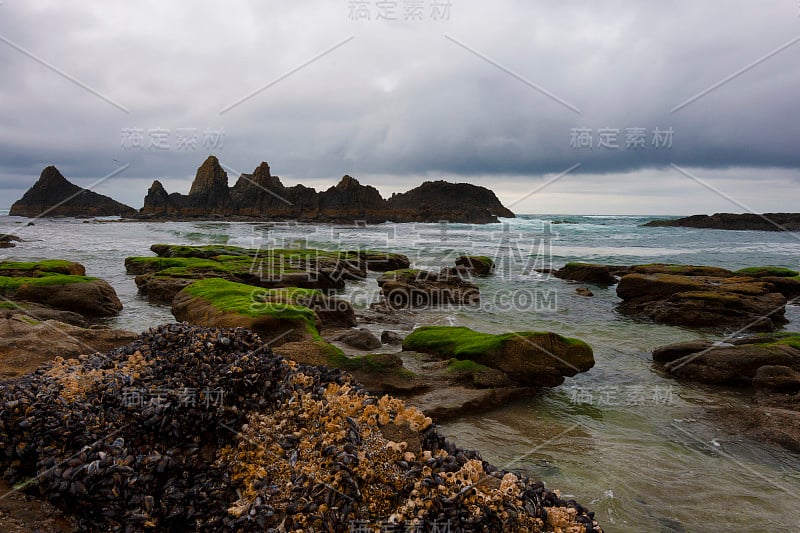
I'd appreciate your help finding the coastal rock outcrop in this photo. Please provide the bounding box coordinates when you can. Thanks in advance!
[9,166,135,218]
[643,213,800,231]
[139,157,516,223]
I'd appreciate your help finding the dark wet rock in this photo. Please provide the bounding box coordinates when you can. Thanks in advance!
[335,328,382,350]
[662,343,800,386]
[643,213,800,231]
[13,279,123,317]
[381,330,406,345]
[362,251,411,272]
[455,255,495,276]
[0,234,21,248]
[0,323,601,532]
[575,287,594,297]
[617,272,787,331]
[9,166,135,218]
[377,268,480,309]
[554,263,617,286]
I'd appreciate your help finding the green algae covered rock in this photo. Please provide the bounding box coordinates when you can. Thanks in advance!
[402,326,594,386]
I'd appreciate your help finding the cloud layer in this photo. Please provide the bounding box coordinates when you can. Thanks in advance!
[1,0,798,214]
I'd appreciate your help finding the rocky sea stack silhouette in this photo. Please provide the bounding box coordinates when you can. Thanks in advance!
[10,157,516,223]
[9,166,136,218]
[139,156,516,223]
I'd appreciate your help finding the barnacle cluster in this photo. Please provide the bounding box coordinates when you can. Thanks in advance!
[0,324,601,532]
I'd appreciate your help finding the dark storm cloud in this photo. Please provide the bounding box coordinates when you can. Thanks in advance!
[0,1,798,212]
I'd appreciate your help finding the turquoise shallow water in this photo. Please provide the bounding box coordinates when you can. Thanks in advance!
[1,214,799,532]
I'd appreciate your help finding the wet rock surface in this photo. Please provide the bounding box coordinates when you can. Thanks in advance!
[0,324,601,532]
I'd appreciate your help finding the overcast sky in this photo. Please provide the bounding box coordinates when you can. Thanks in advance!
[1,0,798,215]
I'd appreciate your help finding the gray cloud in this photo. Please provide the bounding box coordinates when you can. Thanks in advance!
[1,0,798,213]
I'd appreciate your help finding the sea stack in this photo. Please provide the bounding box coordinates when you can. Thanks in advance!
[9,166,136,218]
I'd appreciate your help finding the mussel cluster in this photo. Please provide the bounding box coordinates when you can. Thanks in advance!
[0,323,601,532]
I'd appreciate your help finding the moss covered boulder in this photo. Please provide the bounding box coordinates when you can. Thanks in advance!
[733,266,800,300]
[377,269,480,309]
[172,278,352,345]
[0,260,122,317]
[402,326,594,386]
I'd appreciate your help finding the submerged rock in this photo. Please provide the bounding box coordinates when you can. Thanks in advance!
[0,323,602,532]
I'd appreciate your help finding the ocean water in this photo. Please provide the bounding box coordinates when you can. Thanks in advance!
[1,214,800,532]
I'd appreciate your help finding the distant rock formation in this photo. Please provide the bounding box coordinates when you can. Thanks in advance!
[644,213,800,231]
[140,156,516,223]
[9,166,136,218]
[387,180,515,222]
